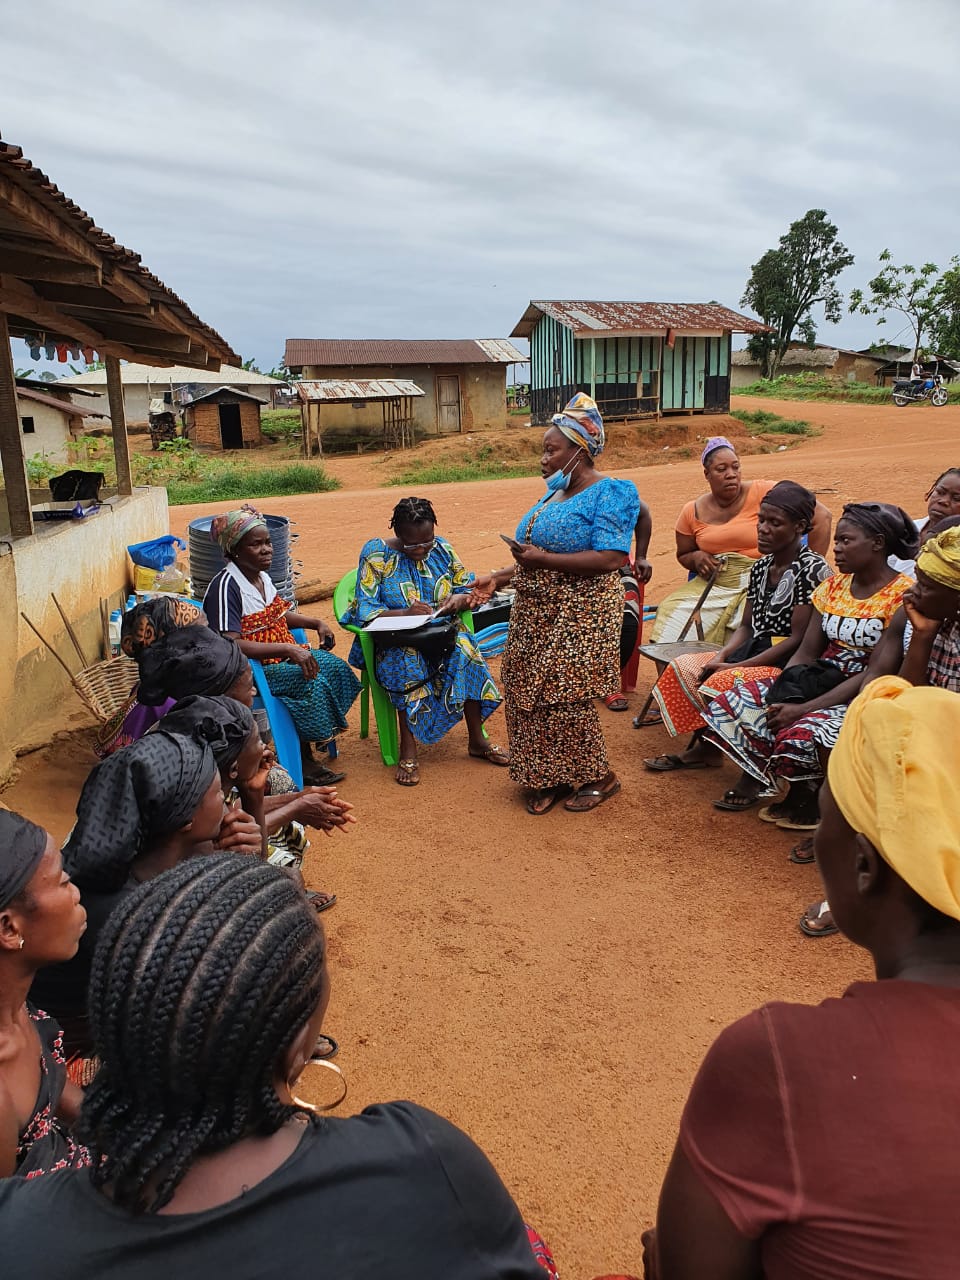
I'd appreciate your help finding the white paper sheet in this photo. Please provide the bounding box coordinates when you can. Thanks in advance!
[363,612,440,632]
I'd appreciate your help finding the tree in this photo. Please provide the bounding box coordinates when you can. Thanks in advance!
[741,209,854,379]
[928,257,960,360]
[848,251,945,360]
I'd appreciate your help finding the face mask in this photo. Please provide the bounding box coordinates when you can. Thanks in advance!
[545,453,581,493]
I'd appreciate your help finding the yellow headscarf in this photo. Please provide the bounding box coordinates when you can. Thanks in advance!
[828,676,960,920]
[916,526,960,591]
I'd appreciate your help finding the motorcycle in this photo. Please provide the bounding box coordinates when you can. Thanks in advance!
[891,373,948,407]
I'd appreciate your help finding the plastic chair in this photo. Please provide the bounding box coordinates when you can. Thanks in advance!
[631,569,721,728]
[248,627,339,788]
[332,570,479,768]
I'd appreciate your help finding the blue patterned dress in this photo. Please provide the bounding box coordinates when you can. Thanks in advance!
[340,537,502,744]
[501,477,640,789]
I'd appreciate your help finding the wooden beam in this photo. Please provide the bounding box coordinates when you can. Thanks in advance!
[100,265,151,307]
[0,174,104,267]
[32,284,153,314]
[85,321,191,353]
[2,249,104,286]
[0,310,34,537]
[105,356,133,498]
[0,274,125,352]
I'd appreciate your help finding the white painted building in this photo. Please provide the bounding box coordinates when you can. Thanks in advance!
[15,382,106,464]
[56,362,285,423]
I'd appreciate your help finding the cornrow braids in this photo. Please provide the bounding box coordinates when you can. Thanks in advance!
[389,496,438,530]
[926,468,960,500]
[78,855,325,1213]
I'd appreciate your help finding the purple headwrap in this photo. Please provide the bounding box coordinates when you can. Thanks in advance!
[701,436,737,466]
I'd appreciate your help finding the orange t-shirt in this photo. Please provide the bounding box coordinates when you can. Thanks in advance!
[675,479,775,559]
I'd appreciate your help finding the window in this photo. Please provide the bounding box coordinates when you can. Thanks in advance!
[21,417,35,434]
[163,392,173,404]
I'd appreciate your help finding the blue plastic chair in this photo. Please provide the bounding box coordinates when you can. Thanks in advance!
[249,626,338,788]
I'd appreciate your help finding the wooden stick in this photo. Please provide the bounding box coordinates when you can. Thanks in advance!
[20,612,77,681]
[51,593,90,667]
[100,598,110,660]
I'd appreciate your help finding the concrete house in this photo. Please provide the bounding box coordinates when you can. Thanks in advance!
[512,300,768,423]
[15,378,106,462]
[730,343,887,388]
[56,362,283,423]
[283,338,525,443]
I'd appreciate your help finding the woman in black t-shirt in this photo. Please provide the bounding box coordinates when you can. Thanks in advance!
[0,856,548,1280]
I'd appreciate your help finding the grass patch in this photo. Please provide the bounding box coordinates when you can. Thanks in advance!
[736,372,960,404]
[165,463,339,505]
[730,408,815,436]
[386,459,539,486]
[261,408,302,441]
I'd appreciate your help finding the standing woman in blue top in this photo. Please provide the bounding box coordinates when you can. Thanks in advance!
[472,395,640,815]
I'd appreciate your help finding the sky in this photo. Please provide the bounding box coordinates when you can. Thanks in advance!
[3,0,958,372]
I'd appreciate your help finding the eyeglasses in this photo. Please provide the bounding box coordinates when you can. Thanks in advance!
[401,539,436,552]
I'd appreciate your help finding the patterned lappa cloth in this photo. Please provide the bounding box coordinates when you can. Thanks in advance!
[701,571,911,784]
[16,1006,91,1178]
[341,536,501,744]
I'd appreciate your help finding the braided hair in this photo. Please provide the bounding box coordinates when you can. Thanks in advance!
[389,496,437,530]
[926,468,960,500]
[78,855,325,1213]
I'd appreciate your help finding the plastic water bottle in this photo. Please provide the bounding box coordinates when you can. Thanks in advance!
[109,609,123,657]
[125,595,137,612]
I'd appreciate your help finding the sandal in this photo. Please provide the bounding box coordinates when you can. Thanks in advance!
[789,837,816,865]
[713,789,761,812]
[563,774,621,813]
[777,812,820,832]
[396,759,420,787]
[603,693,629,711]
[468,744,511,766]
[632,707,663,728]
[799,899,838,938]
[526,785,570,816]
[305,889,337,914]
[643,753,716,772]
[757,802,791,824]
[313,1033,339,1060]
[304,763,346,786]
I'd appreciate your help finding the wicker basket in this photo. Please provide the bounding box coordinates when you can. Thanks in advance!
[72,655,139,723]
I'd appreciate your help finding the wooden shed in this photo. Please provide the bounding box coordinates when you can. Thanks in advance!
[182,386,265,450]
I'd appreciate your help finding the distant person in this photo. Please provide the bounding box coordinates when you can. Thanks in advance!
[203,505,360,785]
[0,855,551,1279]
[644,677,960,1280]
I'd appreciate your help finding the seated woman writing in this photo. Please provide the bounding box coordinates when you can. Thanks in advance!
[643,481,832,772]
[203,506,360,786]
[0,855,552,1279]
[340,496,507,787]
[646,437,831,652]
[0,810,90,1178]
[700,502,917,824]
[644,678,960,1280]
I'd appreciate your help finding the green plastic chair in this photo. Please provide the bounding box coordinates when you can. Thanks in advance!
[332,568,478,768]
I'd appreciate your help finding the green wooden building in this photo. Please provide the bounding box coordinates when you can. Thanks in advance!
[511,300,768,425]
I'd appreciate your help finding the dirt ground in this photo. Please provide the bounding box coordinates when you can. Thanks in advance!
[6,395,956,1277]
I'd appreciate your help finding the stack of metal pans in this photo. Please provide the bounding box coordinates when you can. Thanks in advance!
[188,514,298,603]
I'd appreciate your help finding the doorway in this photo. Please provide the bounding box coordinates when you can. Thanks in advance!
[436,375,461,433]
[218,403,244,449]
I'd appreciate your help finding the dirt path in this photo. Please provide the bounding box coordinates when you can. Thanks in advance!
[6,395,952,1277]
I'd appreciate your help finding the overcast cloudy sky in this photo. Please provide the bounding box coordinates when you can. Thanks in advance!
[3,0,957,368]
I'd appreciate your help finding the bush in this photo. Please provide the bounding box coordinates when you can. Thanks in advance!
[730,409,815,436]
[386,458,539,486]
[165,463,339,505]
[736,372,960,404]
[261,409,302,441]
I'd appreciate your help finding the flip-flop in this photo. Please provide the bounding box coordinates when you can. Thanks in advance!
[304,764,346,786]
[526,785,570,816]
[313,1033,339,1060]
[713,789,761,811]
[305,889,337,914]
[563,777,622,812]
[777,813,819,831]
[632,709,663,728]
[789,838,816,865]
[799,899,838,938]
[757,803,790,824]
[643,753,712,772]
[603,693,629,711]
[468,744,510,766]
[396,759,420,787]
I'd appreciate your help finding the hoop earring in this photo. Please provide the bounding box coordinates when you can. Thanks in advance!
[291,1058,347,1113]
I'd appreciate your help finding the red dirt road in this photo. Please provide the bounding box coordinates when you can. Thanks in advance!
[7,397,953,1277]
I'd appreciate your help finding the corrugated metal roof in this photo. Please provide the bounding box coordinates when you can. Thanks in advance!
[16,387,106,417]
[511,300,770,338]
[184,386,267,405]
[284,338,525,369]
[58,362,281,387]
[295,379,425,402]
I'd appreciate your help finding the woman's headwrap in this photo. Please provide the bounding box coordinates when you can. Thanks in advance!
[210,505,267,557]
[137,627,246,707]
[159,695,256,770]
[762,480,816,530]
[63,732,219,892]
[916,526,960,591]
[551,393,605,458]
[701,436,737,466]
[841,502,920,561]
[0,810,48,909]
[120,596,205,659]
[829,676,960,922]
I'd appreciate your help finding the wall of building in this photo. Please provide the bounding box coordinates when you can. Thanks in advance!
[0,488,169,782]
[58,383,274,425]
[187,401,263,449]
[301,363,508,448]
[15,397,71,463]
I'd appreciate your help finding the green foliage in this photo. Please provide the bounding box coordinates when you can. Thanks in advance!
[164,463,339,505]
[741,210,854,378]
[261,409,302,441]
[386,458,539,486]
[849,250,945,357]
[25,452,61,484]
[730,409,815,436]
[928,257,960,360]
[736,372,960,404]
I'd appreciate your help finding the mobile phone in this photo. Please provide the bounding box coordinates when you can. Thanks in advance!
[499,533,522,549]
